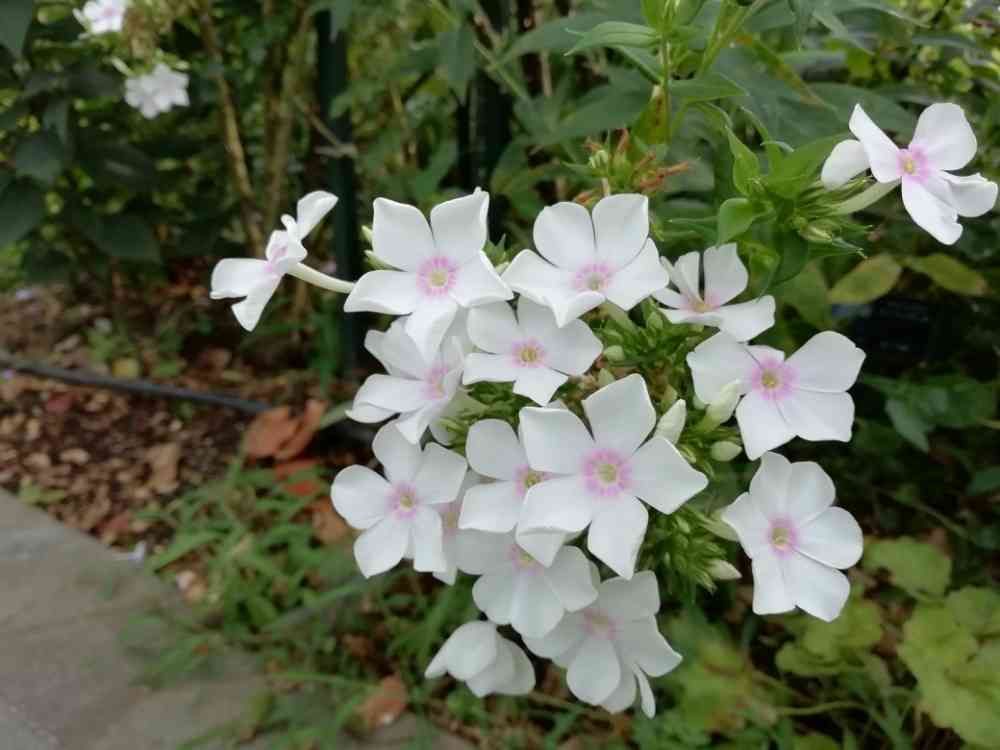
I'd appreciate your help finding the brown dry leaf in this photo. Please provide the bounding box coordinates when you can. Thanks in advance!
[146,442,181,494]
[45,392,76,415]
[308,501,349,545]
[342,634,376,661]
[244,407,300,459]
[274,459,325,498]
[60,448,90,465]
[274,399,327,461]
[358,675,408,732]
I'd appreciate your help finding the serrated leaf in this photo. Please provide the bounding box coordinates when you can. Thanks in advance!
[904,254,989,297]
[566,22,659,56]
[863,537,951,597]
[829,255,902,304]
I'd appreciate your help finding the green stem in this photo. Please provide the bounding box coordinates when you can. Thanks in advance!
[833,180,899,215]
[778,701,869,717]
[288,263,355,293]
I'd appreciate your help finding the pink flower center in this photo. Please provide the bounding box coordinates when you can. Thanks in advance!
[511,339,546,368]
[508,544,541,574]
[583,609,618,639]
[422,364,450,401]
[572,263,613,293]
[767,517,798,555]
[749,357,797,402]
[265,243,288,276]
[582,448,632,498]
[686,291,718,313]
[417,256,458,297]
[515,465,548,496]
[390,483,420,519]
[898,146,929,183]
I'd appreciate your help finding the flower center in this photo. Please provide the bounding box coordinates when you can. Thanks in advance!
[582,449,631,498]
[583,610,617,639]
[512,339,546,369]
[391,483,419,518]
[903,158,916,175]
[572,263,612,293]
[750,358,796,402]
[417,257,458,297]
[692,299,713,313]
[897,147,926,182]
[768,519,797,554]
[515,466,548,495]
[760,371,780,389]
[422,364,450,401]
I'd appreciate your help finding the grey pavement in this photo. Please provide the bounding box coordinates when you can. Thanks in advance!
[0,492,470,750]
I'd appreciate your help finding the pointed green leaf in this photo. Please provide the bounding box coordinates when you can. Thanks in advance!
[829,255,902,304]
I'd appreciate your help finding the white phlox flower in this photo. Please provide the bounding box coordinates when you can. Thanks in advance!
[210,192,339,330]
[434,472,512,585]
[502,194,670,327]
[330,424,467,577]
[348,316,470,444]
[75,0,128,35]
[471,534,598,638]
[426,621,535,697]
[524,567,681,717]
[464,297,602,405]
[822,103,998,245]
[720,453,863,621]
[687,331,865,460]
[653,244,775,341]
[124,63,189,119]
[517,374,708,578]
[344,190,512,360]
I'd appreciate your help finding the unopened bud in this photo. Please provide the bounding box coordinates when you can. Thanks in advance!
[589,149,610,170]
[603,345,625,362]
[708,559,741,581]
[601,302,635,329]
[647,308,664,330]
[705,510,739,541]
[705,380,741,426]
[710,441,742,462]
[361,225,374,245]
[364,250,392,271]
[655,399,686,444]
[596,369,616,388]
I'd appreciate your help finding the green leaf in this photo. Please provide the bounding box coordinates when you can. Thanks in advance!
[82,214,162,263]
[904,254,989,297]
[765,134,847,198]
[788,0,818,41]
[0,0,33,57]
[14,132,65,184]
[829,255,902,304]
[968,467,1000,496]
[504,12,610,58]
[947,587,1000,638]
[79,143,160,190]
[439,26,476,96]
[671,73,747,104]
[0,182,45,248]
[725,128,760,195]
[886,398,930,451]
[863,537,951,597]
[778,261,831,329]
[641,0,666,30]
[566,22,660,56]
[717,198,761,243]
[773,232,811,285]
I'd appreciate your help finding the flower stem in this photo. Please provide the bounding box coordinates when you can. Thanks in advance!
[287,263,355,294]
[833,181,899,215]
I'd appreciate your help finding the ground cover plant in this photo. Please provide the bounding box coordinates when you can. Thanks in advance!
[2,0,999,748]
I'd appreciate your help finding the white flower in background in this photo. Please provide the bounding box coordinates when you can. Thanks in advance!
[721,453,863,621]
[74,0,128,35]
[471,535,597,638]
[822,103,998,245]
[211,192,338,330]
[331,424,467,577]
[459,418,567,563]
[348,317,469,444]
[426,621,535,697]
[653,244,775,341]
[687,331,865,460]
[124,64,189,119]
[464,297,602,405]
[344,191,512,360]
[524,568,681,717]
[503,195,670,327]
[434,473,511,585]
[517,375,708,578]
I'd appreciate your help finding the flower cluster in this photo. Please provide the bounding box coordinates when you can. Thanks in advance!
[209,101,995,717]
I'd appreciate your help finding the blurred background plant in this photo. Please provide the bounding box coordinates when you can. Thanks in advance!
[1,0,998,748]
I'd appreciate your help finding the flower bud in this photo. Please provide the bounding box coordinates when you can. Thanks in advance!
[655,399,686,444]
[361,225,374,245]
[708,559,741,581]
[710,441,742,462]
[705,380,741,426]
[603,345,625,362]
[589,149,610,170]
[596,369,616,388]
[705,510,739,541]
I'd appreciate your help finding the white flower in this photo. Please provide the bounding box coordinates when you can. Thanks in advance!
[653,244,774,341]
[822,103,998,245]
[502,195,669,327]
[124,63,189,119]
[433,473,511,585]
[425,621,534,698]
[687,331,865,460]
[524,567,681,717]
[344,191,512,360]
[464,297,602,405]
[74,0,128,35]
[471,535,597,638]
[211,192,338,330]
[720,453,863,621]
[348,316,469,444]
[331,424,467,577]
[459,418,567,563]
[517,374,708,578]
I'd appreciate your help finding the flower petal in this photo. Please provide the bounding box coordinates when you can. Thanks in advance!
[939,172,998,218]
[588,498,648,579]
[603,240,670,312]
[630,437,708,514]
[567,635,621,706]
[466,419,527,481]
[720,492,770,558]
[749,452,793,519]
[404,296,460,362]
[413,444,468,505]
[736,391,796,460]
[473,569,518,626]
[352,374,426,416]
[503,250,604,327]
[783,552,851,622]
[702,243,747,306]
[466,302,521,353]
[452,525,512,576]
[372,197,436,271]
[821,139,870,189]
[669,251,701,300]
[777,389,855,443]
[354,515,409,577]
[533,202,596,270]
[597,569,660,619]
[498,642,536,695]
[210,258,270,300]
[294,191,338,239]
[394,404,440,445]
[619,618,682,676]
[687,332,756,404]
[462,352,524,386]
[583,374,655,457]
[345,402,395,424]
[634,669,656,718]
[331,466,391,530]
[786,331,865,392]
[708,297,776,341]
[546,546,599,612]
[600,669,638,714]
[750,551,795,615]
[522,613,585,660]
[519,407,594,474]
[372,422,423,483]
[796,507,863,569]
[344,270,421,314]
[519,476,595,537]
[452,252,513,308]
[411,506,447,573]
[229,277,282,331]
[785,460,835,525]
[514,366,567,406]
[593,194,649,268]
[430,190,489,264]
[511,573,565,638]
[911,102,977,172]
[460,481,522,532]
[849,104,902,183]
[538,324,602,377]
[426,621,498,679]
[365,322,424,377]
[515,527,567,566]
[901,174,962,245]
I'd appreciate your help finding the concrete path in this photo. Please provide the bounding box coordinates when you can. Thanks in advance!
[0,493,469,750]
